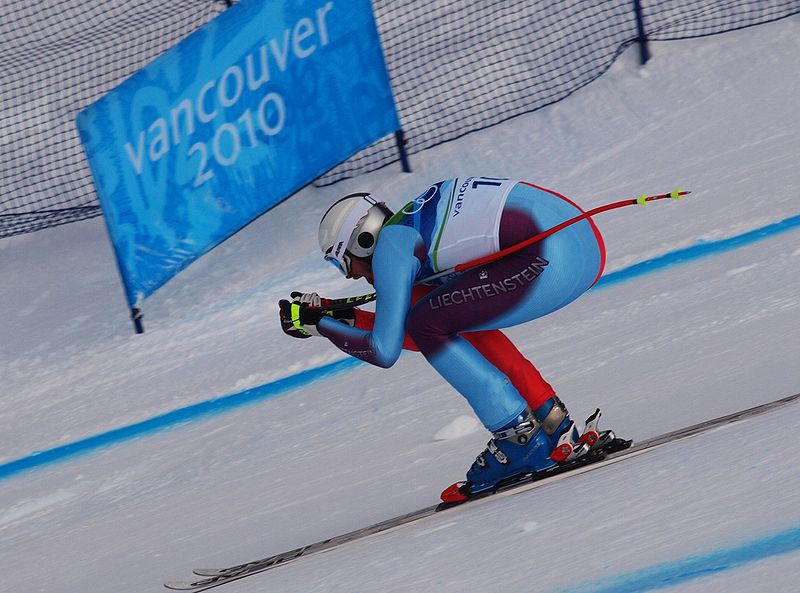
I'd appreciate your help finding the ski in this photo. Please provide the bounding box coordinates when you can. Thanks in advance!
[165,392,800,591]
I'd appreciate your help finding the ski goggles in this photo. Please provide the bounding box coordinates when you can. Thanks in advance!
[324,248,352,277]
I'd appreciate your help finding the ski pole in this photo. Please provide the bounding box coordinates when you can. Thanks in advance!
[319,189,690,311]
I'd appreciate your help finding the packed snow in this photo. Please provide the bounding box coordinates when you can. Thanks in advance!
[1,16,799,593]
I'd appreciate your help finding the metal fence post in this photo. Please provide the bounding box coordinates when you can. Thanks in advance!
[632,0,651,65]
[394,129,412,172]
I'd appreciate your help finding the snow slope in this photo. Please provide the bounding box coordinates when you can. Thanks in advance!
[1,16,799,593]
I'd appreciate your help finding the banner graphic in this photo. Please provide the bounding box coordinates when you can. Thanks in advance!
[77,0,399,308]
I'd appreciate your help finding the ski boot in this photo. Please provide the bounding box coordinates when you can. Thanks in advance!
[441,396,579,502]
[441,400,632,503]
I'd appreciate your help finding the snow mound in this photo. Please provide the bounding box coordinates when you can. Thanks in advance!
[433,415,482,441]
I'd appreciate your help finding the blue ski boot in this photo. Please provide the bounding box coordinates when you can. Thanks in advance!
[442,396,582,502]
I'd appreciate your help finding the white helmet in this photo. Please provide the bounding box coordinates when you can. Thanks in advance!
[319,193,393,276]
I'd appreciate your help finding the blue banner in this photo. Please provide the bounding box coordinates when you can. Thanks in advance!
[76,0,399,309]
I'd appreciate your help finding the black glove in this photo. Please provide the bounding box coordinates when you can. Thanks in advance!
[279,292,357,339]
[279,299,326,338]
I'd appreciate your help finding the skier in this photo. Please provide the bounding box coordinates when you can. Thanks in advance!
[279,177,614,499]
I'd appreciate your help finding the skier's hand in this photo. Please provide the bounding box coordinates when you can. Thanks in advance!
[290,291,327,308]
[279,293,357,339]
[279,299,326,338]
[289,291,356,327]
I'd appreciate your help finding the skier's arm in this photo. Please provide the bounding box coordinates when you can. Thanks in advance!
[317,225,422,367]
[352,284,437,352]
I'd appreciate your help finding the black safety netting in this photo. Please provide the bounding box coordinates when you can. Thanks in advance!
[1,0,798,238]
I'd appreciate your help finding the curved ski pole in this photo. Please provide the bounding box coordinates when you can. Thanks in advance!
[320,189,691,312]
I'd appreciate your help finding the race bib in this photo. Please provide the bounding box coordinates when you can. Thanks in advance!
[432,176,514,271]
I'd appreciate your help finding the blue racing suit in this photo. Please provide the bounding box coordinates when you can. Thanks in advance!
[318,177,605,431]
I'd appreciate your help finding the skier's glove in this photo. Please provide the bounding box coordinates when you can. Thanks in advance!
[290,291,327,308]
[279,299,324,338]
[289,292,357,326]
[278,293,356,339]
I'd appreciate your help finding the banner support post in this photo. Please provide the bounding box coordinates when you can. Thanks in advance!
[131,307,145,334]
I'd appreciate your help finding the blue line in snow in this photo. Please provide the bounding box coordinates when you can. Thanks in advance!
[553,525,800,593]
[0,357,362,481]
[1,214,798,481]
[594,213,800,289]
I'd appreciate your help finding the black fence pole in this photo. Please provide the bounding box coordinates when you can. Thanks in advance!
[394,129,411,172]
[632,0,651,65]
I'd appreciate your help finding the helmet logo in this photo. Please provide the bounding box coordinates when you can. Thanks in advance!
[334,240,345,258]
